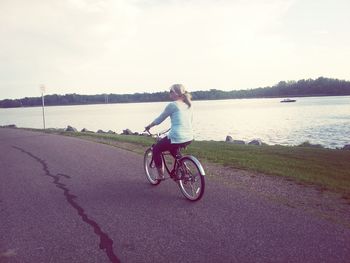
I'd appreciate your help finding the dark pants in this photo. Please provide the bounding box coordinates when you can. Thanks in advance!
[152,137,192,168]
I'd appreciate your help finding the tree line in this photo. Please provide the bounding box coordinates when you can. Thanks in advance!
[1,77,350,108]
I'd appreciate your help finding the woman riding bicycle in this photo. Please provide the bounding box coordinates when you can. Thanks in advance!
[145,84,194,180]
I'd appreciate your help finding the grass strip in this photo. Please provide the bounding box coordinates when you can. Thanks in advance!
[25,128,350,195]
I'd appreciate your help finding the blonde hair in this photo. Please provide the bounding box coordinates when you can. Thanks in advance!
[170,84,192,108]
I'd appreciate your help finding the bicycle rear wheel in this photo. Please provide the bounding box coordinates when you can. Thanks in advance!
[144,148,161,185]
[178,156,205,201]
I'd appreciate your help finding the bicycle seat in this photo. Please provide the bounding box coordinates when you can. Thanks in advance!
[172,141,192,158]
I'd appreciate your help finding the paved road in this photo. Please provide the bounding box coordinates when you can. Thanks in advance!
[0,128,349,263]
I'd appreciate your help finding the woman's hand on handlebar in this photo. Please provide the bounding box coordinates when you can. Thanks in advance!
[145,123,154,132]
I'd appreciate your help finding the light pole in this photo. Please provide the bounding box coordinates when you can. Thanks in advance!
[40,84,46,130]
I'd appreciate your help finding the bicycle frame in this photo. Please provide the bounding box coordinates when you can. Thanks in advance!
[148,146,181,179]
[153,145,206,179]
[146,128,185,179]
[161,151,181,179]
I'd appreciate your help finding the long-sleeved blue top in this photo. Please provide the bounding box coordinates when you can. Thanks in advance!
[152,101,193,144]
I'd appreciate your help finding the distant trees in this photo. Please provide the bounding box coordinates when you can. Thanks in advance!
[0,92,171,108]
[191,77,350,100]
[1,77,350,108]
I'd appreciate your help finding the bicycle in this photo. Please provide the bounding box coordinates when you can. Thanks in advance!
[143,129,205,201]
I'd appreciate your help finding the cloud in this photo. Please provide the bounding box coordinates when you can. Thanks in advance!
[0,0,295,95]
[0,0,140,94]
[1,0,349,99]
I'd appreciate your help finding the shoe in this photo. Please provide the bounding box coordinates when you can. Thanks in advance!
[157,167,165,180]
[157,175,165,180]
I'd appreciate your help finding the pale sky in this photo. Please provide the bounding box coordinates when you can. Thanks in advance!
[1,0,349,99]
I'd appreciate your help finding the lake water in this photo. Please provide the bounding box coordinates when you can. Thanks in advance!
[0,96,349,148]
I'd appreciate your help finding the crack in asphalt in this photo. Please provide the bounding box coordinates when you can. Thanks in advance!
[13,146,121,263]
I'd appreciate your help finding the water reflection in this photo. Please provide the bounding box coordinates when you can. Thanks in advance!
[1,96,349,148]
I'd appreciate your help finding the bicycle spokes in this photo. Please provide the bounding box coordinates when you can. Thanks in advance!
[178,157,205,201]
[144,148,161,186]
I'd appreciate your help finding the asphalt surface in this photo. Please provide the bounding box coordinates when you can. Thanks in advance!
[0,128,349,263]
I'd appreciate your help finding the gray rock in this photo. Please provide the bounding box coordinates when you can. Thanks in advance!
[0,124,17,128]
[248,139,263,146]
[65,125,77,132]
[342,144,350,150]
[107,130,116,134]
[97,129,106,134]
[122,129,133,135]
[225,136,233,142]
[298,141,323,148]
[81,128,93,133]
[225,136,245,144]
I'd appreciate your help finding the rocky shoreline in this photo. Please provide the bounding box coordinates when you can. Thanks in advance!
[1,124,350,150]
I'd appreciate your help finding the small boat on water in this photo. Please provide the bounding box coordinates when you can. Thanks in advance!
[280,98,296,103]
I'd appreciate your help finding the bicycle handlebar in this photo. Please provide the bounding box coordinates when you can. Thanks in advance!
[144,128,170,137]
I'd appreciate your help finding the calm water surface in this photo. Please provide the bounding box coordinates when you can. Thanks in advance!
[1,96,349,148]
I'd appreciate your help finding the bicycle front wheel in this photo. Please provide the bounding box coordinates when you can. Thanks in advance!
[144,148,161,185]
[178,156,205,201]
